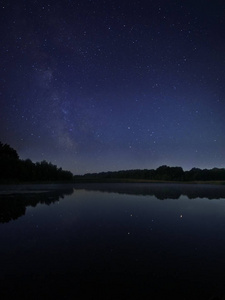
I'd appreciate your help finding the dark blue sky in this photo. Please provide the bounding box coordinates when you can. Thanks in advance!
[1,0,225,174]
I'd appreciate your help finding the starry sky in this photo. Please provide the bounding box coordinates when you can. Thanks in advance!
[1,0,225,174]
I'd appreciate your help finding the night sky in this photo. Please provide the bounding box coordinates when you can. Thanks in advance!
[1,0,225,174]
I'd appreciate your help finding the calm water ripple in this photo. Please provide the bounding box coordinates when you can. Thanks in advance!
[1,183,225,299]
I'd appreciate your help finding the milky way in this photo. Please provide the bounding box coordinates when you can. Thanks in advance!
[1,0,225,174]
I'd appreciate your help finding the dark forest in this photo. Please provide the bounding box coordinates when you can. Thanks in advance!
[0,142,73,182]
[1,142,225,183]
[77,165,225,182]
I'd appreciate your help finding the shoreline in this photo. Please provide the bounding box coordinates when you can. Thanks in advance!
[0,179,225,186]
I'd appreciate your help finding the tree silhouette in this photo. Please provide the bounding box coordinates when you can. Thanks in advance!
[0,141,73,182]
[0,142,19,160]
[78,165,225,182]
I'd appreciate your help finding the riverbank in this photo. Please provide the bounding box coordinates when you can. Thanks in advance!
[1,179,225,186]
[73,177,225,185]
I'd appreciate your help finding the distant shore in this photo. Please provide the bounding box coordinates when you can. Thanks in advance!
[2,179,225,185]
[0,178,225,187]
[73,178,225,185]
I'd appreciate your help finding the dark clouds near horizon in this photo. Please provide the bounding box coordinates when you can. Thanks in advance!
[1,0,225,174]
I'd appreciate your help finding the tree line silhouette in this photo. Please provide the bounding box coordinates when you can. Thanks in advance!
[76,165,225,182]
[0,142,73,182]
[1,141,225,183]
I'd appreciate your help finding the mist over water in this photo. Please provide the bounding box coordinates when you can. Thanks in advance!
[1,183,225,299]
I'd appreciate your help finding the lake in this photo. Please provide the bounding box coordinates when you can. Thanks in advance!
[1,183,225,299]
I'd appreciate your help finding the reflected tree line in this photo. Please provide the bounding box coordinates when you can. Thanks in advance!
[74,183,225,200]
[2,183,225,223]
[0,187,74,223]
[0,142,73,182]
[78,165,225,182]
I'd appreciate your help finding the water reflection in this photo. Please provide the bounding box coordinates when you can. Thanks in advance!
[1,183,225,299]
[0,185,74,223]
[74,182,225,200]
[1,183,225,223]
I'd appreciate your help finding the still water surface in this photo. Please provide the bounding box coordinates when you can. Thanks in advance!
[1,183,225,299]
